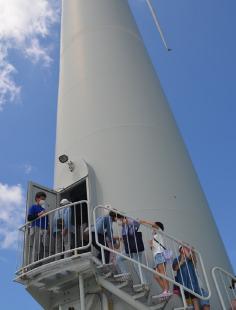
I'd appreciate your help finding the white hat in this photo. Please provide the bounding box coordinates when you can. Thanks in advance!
[60,198,70,206]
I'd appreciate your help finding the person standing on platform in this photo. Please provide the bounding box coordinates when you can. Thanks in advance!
[28,192,49,264]
[53,198,74,260]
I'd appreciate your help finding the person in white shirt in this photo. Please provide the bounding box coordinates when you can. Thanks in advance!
[53,199,74,260]
[142,220,172,298]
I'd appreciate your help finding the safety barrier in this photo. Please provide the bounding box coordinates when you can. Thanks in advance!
[212,266,236,310]
[93,205,211,307]
[16,200,91,275]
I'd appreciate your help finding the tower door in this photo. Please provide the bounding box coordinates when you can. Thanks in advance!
[23,182,59,267]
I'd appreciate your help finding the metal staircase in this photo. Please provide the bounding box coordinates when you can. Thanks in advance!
[16,201,236,309]
[93,261,183,310]
[92,205,212,309]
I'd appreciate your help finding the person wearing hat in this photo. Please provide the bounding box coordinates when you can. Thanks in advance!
[53,198,74,260]
[27,191,49,264]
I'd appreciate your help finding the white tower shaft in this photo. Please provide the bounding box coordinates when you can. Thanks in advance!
[55,1,232,307]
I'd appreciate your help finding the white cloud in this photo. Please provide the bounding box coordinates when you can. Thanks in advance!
[0,0,60,109]
[23,163,33,175]
[25,38,52,67]
[0,183,25,249]
[0,47,21,110]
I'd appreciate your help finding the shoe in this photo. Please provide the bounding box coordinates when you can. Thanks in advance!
[159,290,172,299]
[154,290,172,299]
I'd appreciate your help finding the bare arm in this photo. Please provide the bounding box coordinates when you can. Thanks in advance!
[173,254,185,271]
[139,220,156,226]
[189,250,197,265]
[38,210,45,217]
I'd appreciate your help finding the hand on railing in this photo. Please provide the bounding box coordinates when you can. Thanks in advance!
[38,210,46,217]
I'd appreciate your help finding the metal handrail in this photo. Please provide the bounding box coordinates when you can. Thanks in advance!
[16,200,91,275]
[93,205,211,305]
[212,266,236,310]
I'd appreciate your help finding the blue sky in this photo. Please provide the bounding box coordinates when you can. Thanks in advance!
[0,0,235,308]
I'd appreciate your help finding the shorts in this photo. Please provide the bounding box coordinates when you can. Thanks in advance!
[199,289,210,306]
[154,252,166,265]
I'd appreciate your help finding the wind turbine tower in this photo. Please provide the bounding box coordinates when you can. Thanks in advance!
[15,1,233,309]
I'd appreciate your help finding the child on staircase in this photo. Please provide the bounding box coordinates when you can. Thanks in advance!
[141,220,172,298]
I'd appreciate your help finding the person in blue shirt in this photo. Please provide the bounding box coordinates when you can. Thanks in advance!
[53,199,74,260]
[92,211,121,264]
[116,217,148,287]
[27,191,49,264]
[172,245,202,310]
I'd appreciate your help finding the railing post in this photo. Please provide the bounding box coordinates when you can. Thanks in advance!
[138,263,144,284]
[75,203,78,255]
[101,247,106,265]
[180,285,187,309]
[79,274,85,310]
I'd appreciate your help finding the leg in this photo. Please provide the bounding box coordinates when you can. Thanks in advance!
[54,232,63,260]
[29,227,35,264]
[92,232,110,263]
[23,228,31,267]
[199,289,210,310]
[153,253,169,292]
[116,253,129,274]
[41,229,49,259]
[64,232,72,257]
[192,297,200,310]
[48,226,54,257]
[78,223,87,247]
[157,263,169,291]
[231,299,236,310]
[155,263,167,291]
[32,227,41,263]
[92,232,101,251]
[132,252,148,284]
[83,225,90,246]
